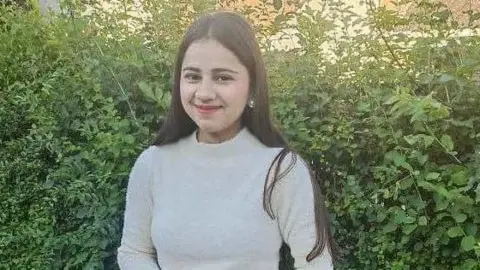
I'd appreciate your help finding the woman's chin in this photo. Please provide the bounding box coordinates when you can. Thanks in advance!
[194,121,222,134]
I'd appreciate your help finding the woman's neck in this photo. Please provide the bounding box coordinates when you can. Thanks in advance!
[196,125,242,144]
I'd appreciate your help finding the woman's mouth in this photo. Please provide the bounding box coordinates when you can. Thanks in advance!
[194,104,222,114]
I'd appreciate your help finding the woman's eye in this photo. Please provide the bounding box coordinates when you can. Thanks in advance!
[185,73,201,81]
[215,75,233,82]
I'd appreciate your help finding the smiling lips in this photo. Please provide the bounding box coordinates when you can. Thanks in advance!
[195,104,222,114]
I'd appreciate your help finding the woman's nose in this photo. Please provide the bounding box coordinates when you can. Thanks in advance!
[195,80,216,100]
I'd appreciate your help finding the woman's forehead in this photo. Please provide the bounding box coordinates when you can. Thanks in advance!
[182,39,245,71]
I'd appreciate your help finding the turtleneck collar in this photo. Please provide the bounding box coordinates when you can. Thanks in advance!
[183,127,265,159]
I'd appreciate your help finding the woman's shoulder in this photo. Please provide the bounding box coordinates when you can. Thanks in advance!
[130,145,159,169]
[135,141,183,160]
[267,147,308,169]
[268,148,314,187]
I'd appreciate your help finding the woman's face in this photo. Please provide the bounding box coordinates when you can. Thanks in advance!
[180,39,251,141]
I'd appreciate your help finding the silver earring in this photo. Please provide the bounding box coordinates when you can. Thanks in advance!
[248,99,255,108]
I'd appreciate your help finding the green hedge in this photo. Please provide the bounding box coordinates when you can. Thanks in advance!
[0,7,148,269]
[1,1,480,269]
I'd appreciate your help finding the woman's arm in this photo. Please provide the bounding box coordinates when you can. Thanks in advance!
[117,147,161,269]
[273,154,334,270]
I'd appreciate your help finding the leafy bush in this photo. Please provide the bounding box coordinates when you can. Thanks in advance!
[266,1,480,269]
[0,6,148,269]
[1,0,480,269]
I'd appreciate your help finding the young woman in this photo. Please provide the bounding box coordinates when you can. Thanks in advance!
[117,11,338,270]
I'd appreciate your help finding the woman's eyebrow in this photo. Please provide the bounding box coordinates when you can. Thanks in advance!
[211,68,238,74]
[182,66,200,72]
[182,66,239,74]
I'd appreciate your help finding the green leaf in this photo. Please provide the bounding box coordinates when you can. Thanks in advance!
[423,135,435,148]
[447,119,473,128]
[404,216,416,224]
[138,81,155,101]
[403,223,418,235]
[400,177,413,189]
[453,212,468,223]
[461,236,476,251]
[435,197,449,211]
[123,134,135,144]
[451,170,467,186]
[43,177,54,189]
[383,221,397,233]
[414,242,423,251]
[418,154,428,165]
[454,193,475,205]
[377,212,387,223]
[438,73,455,83]
[465,223,477,236]
[393,154,406,167]
[418,216,428,226]
[447,226,464,238]
[273,0,282,10]
[400,161,414,172]
[394,211,407,224]
[404,135,418,145]
[426,172,440,180]
[411,103,427,123]
[419,181,452,199]
[440,134,454,152]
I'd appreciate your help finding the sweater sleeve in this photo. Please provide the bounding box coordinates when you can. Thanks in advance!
[272,153,334,270]
[117,147,161,269]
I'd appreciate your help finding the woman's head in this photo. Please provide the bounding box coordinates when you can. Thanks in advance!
[154,11,278,145]
[180,38,250,141]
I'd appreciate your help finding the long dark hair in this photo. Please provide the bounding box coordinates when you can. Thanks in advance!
[151,11,339,268]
